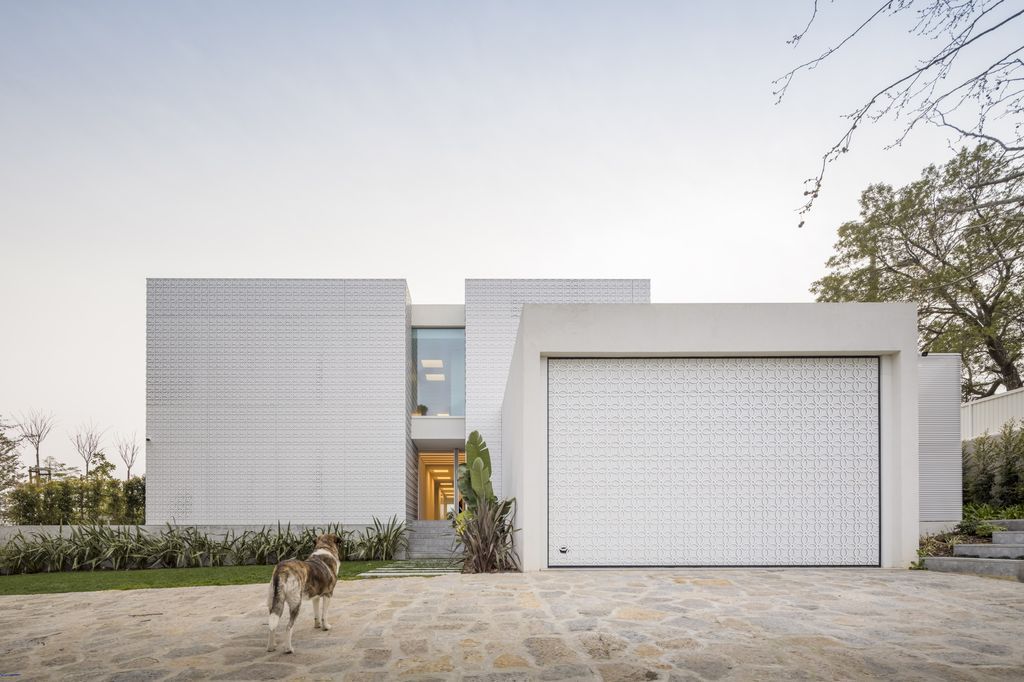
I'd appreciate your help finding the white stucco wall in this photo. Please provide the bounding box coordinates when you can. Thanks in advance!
[146,279,410,525]
[501,303,921,570]
[465,279,650,492]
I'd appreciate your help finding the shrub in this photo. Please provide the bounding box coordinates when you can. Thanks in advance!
[963,420,1024,508]
[961,502,1024,521]
[353,516,408,560]
[457,497,519,573]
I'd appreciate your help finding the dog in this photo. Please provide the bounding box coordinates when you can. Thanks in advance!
[266,533,341,653]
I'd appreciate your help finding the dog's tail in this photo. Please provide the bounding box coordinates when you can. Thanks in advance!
[267,568,283,631]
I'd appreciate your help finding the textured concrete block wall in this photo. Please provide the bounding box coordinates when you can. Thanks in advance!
[146,279,409,525]
[404,297,418,520]
[465,279,649,491]
[918,354,962,522]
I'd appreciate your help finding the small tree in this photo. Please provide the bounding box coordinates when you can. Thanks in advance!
[42,455,80,480]
[0,415,24,522]
[70,423,104,478]
[88,452,116,480]
[18,410,55,475]
[115,433,140,480]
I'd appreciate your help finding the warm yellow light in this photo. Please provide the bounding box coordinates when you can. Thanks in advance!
[425,373,446,381]
[421,359,444,368]
[436,412,449,417]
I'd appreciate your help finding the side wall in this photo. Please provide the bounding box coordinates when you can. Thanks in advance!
[918,354,962,526]
[146,279,409,525]
[465,279,649,491]
[502,303,921,570]
[405,296,418,520]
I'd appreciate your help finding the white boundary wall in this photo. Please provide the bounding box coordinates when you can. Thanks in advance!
[502,303,921,570]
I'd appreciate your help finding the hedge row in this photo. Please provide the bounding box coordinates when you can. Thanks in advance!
[963,420,1024,508]
[4,477,146,525]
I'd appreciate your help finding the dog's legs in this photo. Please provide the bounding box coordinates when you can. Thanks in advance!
[267,576,282,652]
[321,595,331,631]
[312,595,321,629]
[267,622,277,652]
[284,596,301,654]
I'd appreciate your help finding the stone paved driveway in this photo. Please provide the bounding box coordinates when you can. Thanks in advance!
[1,569,1023,681]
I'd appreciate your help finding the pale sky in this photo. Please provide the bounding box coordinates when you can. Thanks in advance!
[0,2,980,475]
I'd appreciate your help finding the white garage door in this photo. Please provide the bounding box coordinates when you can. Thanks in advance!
[547,357,880,567]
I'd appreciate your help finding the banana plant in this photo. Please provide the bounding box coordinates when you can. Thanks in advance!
[458,430,496,514]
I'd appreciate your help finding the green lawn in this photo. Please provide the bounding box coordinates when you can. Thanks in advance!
[0,561,391,596]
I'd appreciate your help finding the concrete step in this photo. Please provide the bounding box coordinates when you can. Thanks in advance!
[989,519,1024,531]
[993,531,1024,544]
[408,533,455,541]
[408,546,457,555]
[925,556,1024,581]
[954,544,1024,559]
[408,545,457,553]
[406,551,459,560]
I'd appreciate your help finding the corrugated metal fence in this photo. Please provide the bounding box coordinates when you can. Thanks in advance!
[961,386,1024,441]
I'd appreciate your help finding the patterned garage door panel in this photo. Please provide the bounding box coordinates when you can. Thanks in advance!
[547,357,880,567]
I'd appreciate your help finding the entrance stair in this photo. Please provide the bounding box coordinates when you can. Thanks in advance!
[925,519,1024,581]
[405,520,458,560]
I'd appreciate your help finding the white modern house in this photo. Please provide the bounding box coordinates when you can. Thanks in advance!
[146,278,961,570]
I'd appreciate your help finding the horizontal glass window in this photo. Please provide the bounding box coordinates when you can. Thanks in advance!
[412,328,465,417]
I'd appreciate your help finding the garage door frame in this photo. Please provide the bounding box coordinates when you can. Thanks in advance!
[546,355,882,569]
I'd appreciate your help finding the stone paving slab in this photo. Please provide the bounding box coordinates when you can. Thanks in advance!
[1,568,1023,680]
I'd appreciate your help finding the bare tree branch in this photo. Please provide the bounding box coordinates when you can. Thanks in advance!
[779,1,1024,221]
[115,433,140,480]
[70,423,105,478]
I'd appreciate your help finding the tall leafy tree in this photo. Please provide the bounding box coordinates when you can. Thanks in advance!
[813,145,1023,399]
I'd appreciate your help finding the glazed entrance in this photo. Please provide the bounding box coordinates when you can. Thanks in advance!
[418,451,466,520]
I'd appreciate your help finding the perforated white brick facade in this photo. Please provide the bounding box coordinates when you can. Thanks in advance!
[146,279,409,525]
[465,279,649,491]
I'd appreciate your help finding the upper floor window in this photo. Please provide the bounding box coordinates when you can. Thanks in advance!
[412,328,465,417]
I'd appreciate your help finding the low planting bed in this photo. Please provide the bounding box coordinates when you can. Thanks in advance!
[0,561,391,595]
[0,518,409,575]
[917,504,1024,561]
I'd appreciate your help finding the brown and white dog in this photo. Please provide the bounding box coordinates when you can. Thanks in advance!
[266,533,341,653]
